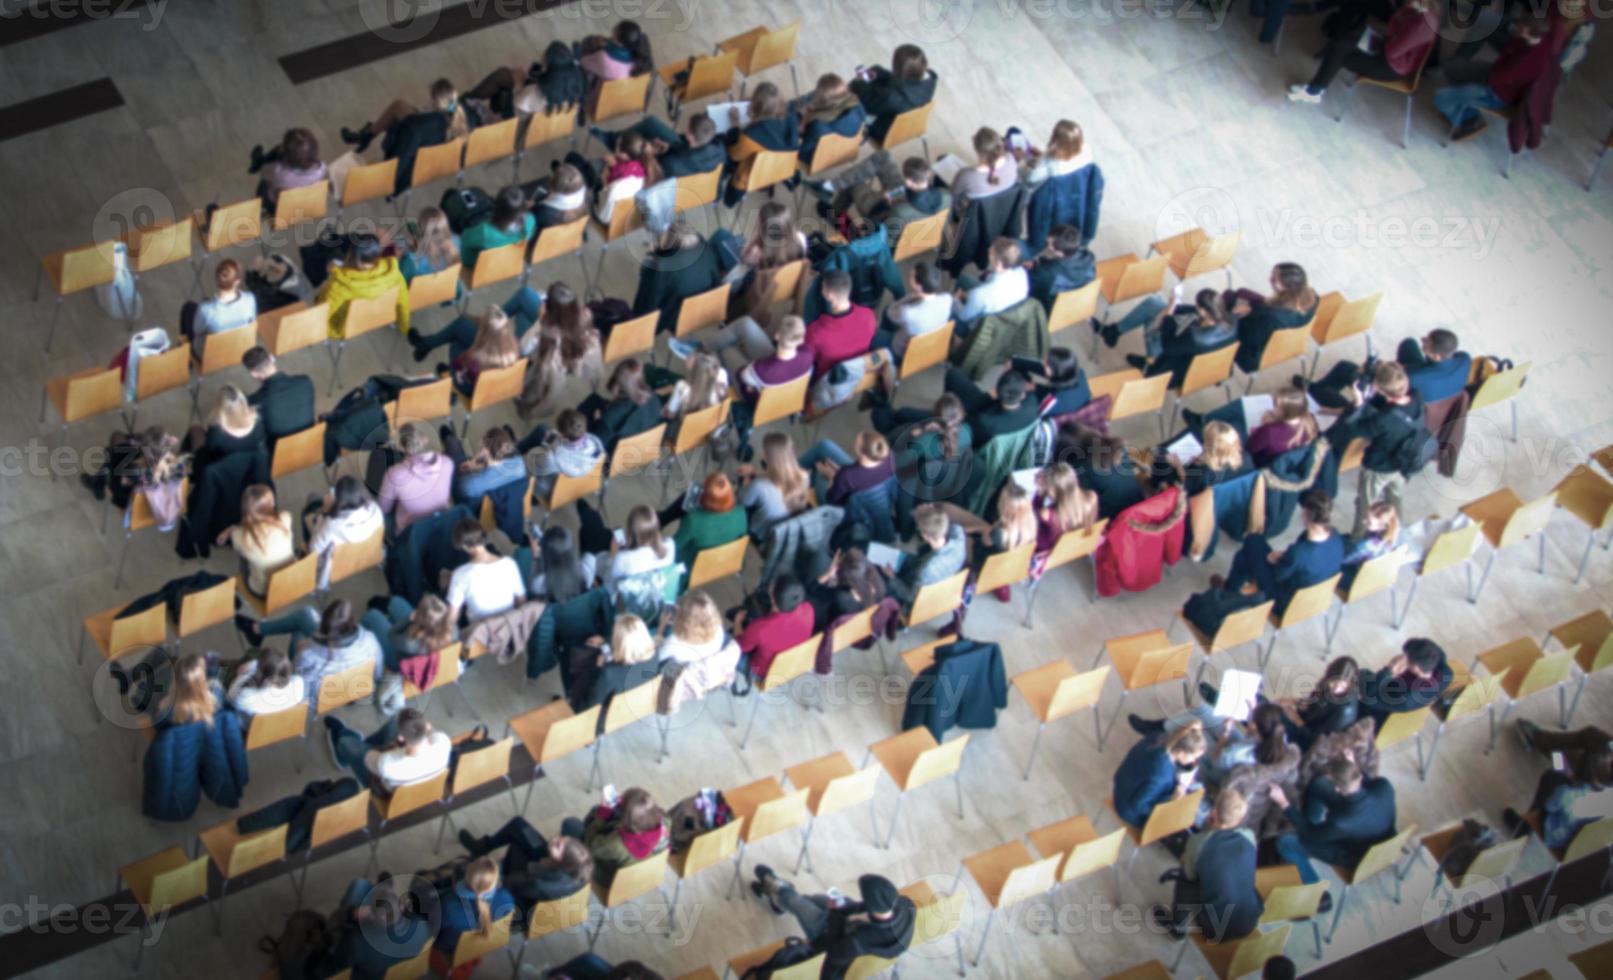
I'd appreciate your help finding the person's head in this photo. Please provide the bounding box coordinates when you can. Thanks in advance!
[857,874,900,920]
[1320,655,1360,700]
[760,432,810,511]
[479,426,517,462]
[1363,502,1401,544]
[811,72,849,106]
[551,163,586,201]
[1300,489,1332,530]
[1515,15,1550,41]
[214,258,243,296]
[280,127,320,170]
[397,708,432,752]
[1194,288,1230,328]
[541,280,586,335]
[169,653,217,725]
[1272,386,1320,447]
[625,505,666,557]
[606,358,652,406]
[452,518,491,555]
[771,573,807,614]
[684,352,727,411]
[686,113,717,147]
[1038,462,1092,532]
[1424,328,1460,361]
[347,232,383,267]
[1047,225,1083,258]
[408,594,455,651]
[1262,956,1298,980]
[550,836,595,884]
[1403,638,1446,678]
[618,128,649,163]
[1046,347,1081,385]
[699,472,736,513]
[901,156,933,193]
[613,19,653,72]
[490,185,527,233]
[610,613,656,665]
[995,370,1029,410]
[913,504,951,548]
[556,408,589,442]
[462,855,501,935]
[429,77,458,110]
[1166,720,1208,765]
[242,345,276,380]
[468,305,519,369]
[538,525,587,603]
[821,269,853,310]
[1326,757,1364,796]
[1046,118,1084,160]
[330,475,371,516]
[973,128,1007,184]
[673,590,722,645]
[237,484,280,546]
[995,481,1036,545]
[892,43,929,82]
[620,786,664,832]
[837,547,884,602]
[908,261,944,298]
[1269,262,1315,311]
[749,81,786,121]
[249,647,294,690]
[1252,703,1290,765]
[316,597,360,646]
[772,315,807,355]
[397,421,434,458]
[1200,420,1244,472]
[932,392,965,457]
[1373,361,1411,401]
[1213,787,1249,829]
[211,383,258,431]
[854,430,890,466]
[752,200,803,265]
[987,236,1021,272]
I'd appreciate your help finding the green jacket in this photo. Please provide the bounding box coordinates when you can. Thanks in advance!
[955,297,1050,381]
[672,507,747,567]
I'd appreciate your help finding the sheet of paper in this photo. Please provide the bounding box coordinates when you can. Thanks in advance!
[1215,669,1263,722]
[1166,432,1203,469]
[705,101,751,135]
[866,541,906,573]
[931,153,967,187]
[1240,394,1274,435]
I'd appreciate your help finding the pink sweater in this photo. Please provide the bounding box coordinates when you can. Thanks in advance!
[377,453,454,533]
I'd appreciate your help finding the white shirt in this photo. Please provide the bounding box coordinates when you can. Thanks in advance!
[887,293,956,356]
[367,731,453,791]
[658,632,728,666]
[447,556,527,621]
[608,538,677,585]
[308,501,385,589]
[664,369,729,418]
[226,666,307,717]
[956,267,1029,323]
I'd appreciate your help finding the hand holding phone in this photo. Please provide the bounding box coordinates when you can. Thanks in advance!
[1553,752,1567,771]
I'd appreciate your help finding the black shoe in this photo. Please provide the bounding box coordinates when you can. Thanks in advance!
[79,473,106,501]
[1181,407,1204,429]
[1125,353,1149,371]
[341,124,375,154]
[1128,714,1166,737]
[458,830,488,854]
[1199,681,1220,704]
[1150,905,1185,939]
[749,879,783,914]
[434,362,450,378]
[235,615,264,647]
[729,672,753,697]
[1159,867,1185,884]
[1316,891,1333,915]
[1161,831,1189,858]
[248,144,267,175]
[1290,374,1310,392]
[406,328,423,345]
[412,344,429,364]
[438,423,454,444]
[1450,117,1488,143]
[1099,323,1121,349]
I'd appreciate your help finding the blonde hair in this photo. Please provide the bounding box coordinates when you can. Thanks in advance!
[464,856,500,937]
[237,484,283,550]
[913,504,949,541]
[681,352,728,415]
[610,614,656,664]
[1046,119,1084,160]
[1165,719,1207,758]
[671,591,722,646]
[1200,421,1244,472]
[761,432,810,513]
[1038,462,1094,533]
[995,482,1037,549]
[467,306,520,372]
[413,206,460,270]
[406,594,455,652]
[210,384,258,432]
[1271,387,1320,448]
[169,653,217,726]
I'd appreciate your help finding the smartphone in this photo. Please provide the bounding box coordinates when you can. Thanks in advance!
[602,783,620,808]
[1553,752,1567,771]
[1005,130,1033,158]
[612,526,627,547]
[1170,283,1184,308]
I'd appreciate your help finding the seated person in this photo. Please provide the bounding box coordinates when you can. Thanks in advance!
[1112,721,1208,831]
[580,20,653,114]
[1208,489,1344,617]
[1305,328,1472,410]
[303,476,385,591]
[577,358,664,453]
[341,78,469,194]
[596,113,726,178]
[224,648,306,717]
[736,315,816,403]
[737,432,813,539]
[566,613,661,720]
[821,155,951,245]
[733,574,817,687]
[1231,262,1318,375]
[1182,420,1254,497]
[748,869,917,975]
[396,205,462,282]
[1327,362,1425,534]
[798,429,895,507]
[318,233,411,340]
[809,547,890,624]
[462,39,586,119]
[1104,288,1237,380]
[802,270,878,379]
[1339,502,1402,591]
[80,425,185,511]
[242,347,314,451]
[249,127,329,210]
[661,350,729,423]
[668,473,746,569]
[721,83,801,206]
[528,524,597,603]
[1245,387,1321,467]
[258,598,381,698]
[794,72,867,167]
[883,504,968,613]
[1435,17,1557,142]
[850,44,937,145]
[1287,0,1440,102]
[632,220,723,335]
[325,876,435,980]
[1058,423,1147,519]
[953,238,1029,335]
[458,818,593,909]
[874,261,954,359]
[377,423,454,536]
[529,409,607,502]
[592,129,660,224]
[183,259,257,357]
[946,367,1040,449]
[1272,655,1361,750]
[447,305,521,395]
[322,707,452,792]
[433,856,516,975]
[221,483,294,598]
[1152,789,1262,940]
[361,594,457,678]
[1358,638,1453,729]
[410,283,542,363]
[442,424,527,509]
[951,127,1020,203]
[1268,758,1395,907]
[562,786,670,887]
[1508,720,1613,848]
[460,186,536,271]
[1017,348,1092,417]
[523,163,592,232]
[1026,224,1097,312]
[600,505,677,587]
[445,519,527,624]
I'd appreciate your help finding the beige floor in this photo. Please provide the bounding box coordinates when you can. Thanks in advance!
[4,1,1613,978]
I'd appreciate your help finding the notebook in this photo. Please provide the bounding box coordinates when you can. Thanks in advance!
[1215,669,1263,723]
[705,101,751,135]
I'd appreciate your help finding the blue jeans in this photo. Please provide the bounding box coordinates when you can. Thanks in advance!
[799,439,855,503]
[1274,832,1322,885]
[330,716,400,785]
[1112,294,1165,336]
[259,605,321,651]
[412,286,544,359]
[360,596,415,671]
[1434,83,1506,129]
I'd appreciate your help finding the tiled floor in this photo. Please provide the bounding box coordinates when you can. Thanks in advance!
[4,1,1613,978]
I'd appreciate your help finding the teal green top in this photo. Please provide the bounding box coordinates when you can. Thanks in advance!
[460,213,536,271]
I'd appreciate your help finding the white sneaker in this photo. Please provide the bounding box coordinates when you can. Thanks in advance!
[1287,84,1322,104]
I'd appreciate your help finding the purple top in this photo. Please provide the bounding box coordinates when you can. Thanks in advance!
[1246,421,1309,467]
[378,453,455,533]
[740,348,814,400]
[828,456,895,504]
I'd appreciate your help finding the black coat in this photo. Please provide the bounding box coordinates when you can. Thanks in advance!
[632,238,724,334]
[381,110,455,194]
[1284,776,1397,869]
[177,448,271,559]
[901,639,1008,739]
[1234,303,1314,374]
[1181,829,1262,941]
[851,68,937,144]
[236,777,362,852]
[942,183,1027,277]
[249,372,316,445]
[819,897,918,979]
[384,505,473,605]
[660,139,727,179]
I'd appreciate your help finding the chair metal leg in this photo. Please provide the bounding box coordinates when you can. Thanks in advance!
[1566,674,1589,728]
[1021,723,1045,781]
[1326,885,1349,942]
[44,296,64,353]
[1468,552,1497,603]
[739,689,765,749]
[882,794,906,849]
[794,817,817,874]
[586,739,604,793]
[1574,528,1597,583]
[971,908,997,966]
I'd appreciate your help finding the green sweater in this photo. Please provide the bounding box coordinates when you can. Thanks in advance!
[460,213,536,271]
[673,507,747,568]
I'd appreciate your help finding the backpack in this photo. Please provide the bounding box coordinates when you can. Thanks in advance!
[258,910,337,980]
[1437,819,1499,882]
[588,297,635,333]
[668,789,734,853]
[441,186,496,234]
[1393,424,1440,478]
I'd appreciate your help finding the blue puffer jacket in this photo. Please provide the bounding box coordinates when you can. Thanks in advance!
[1025,164,1105,252]
[802,226,906,323]
[142,712,250,822]
[799,102,868,165]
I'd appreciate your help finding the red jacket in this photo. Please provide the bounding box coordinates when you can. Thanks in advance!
[1094,486,1187,598]
[1384,7,1439,77]
[1488,35,1557,105]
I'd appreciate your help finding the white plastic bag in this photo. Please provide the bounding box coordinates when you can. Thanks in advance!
[95,240,143,322]
[124,328,171,402]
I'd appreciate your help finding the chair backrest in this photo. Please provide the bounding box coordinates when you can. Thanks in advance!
[601,847,669,907]
[673,166,723,212]
[329,527,385,585]
[1087,368,1137,407]
[600,196,645,241]
[43,241,117,295]
[1556,465,1613,532]
[1515,648,1578,701]
[128,477,188,533]
[674,282,731,337]
[1258,324,1312,372]
[527,885,590,941]
[136,343,192,401]
[410,138,466,188]
[1276,574,1340,629]
[724,21,800,74]
[1102,253,1168,304]
[746,149,799,194]
[1139,789,1203,847]
[975,542,1034,595]
[378,769,449,821]
[1313,291,1382,346]
[907,570,969,626]
[907,733,969,791]
[1222,923,1292,980]
[48,367,123,424]
[745,786,812,843]
[893,209,947,263]
[245,703,307,751]
[1260,881,1327,927]
[830,604,878,654]
[594,73,653,124]
[315,656,377,715]
[679,819,742,879]
[1374,705,1430,751]
[1422,522,1481,577]
[753,372,811,428]
[381,945,431,980]
[1343,550,1405,603]
[1500,493,1558,550]
[766,258,807,307]
[1107,630,1193,691]
[409,264,461,311]
[100,604,169,658]
[908,883,967,945]
[451,912,512,968]
[1064,827,1127,883]
[1182,230,1240,279]
[1046,665,1109,723]
[259,301,329,357]
[1453,835,1529,889]
[898,319,955,380]
[603,678,661,736]
[451,737,514,796]
[463,117,520,169]
[513,700,598,764]
[124,849,209,917]
[994,849,1063,909]
[466,240,525,290]
[610,422,667,479]
[546,456,604,511]
[255,552,318,616]
[1047,280,1101,333]
[688,536,748,591]
[128,218,195,273]
[531,216,589,265]
[342,159,399,208]
[603,311,658,364]
[199,322,258,376]
[1564,815,1613,863]
[1207,600,1275,651]
[1351,825,1418,885]
[467,358,528,414]
[1468,361,1530,413]
[310,789,372,849]
[678,48,739,102]
[815,766,880,818]
[390,377,454,426]
[271,422,327,479]
[523,107,577,152]
[203,198,262,251]
[881,102,933,150]
[272,180,330,231]
[1109,373,1171,422]
[179,577,238,638]
[1180,344,1239,397]
[1044,520,1109,570]
[672,399,730,455]
[807,132,862,176]
[760,634,820,692]
[222,823,289,878]
[1556,611,1613,675]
